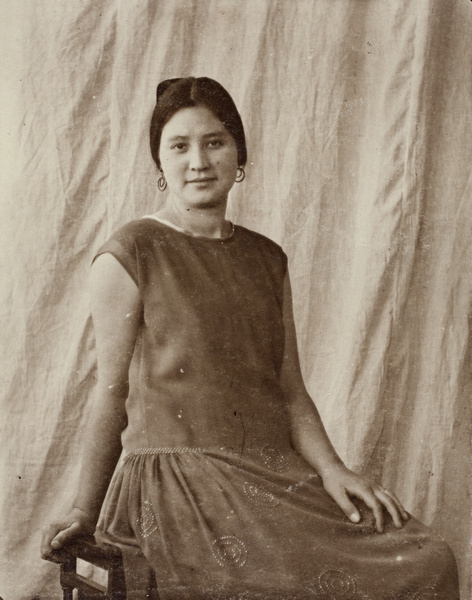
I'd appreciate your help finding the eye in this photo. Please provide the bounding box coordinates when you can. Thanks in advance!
[171,143,187,151]
[207,139,223,148]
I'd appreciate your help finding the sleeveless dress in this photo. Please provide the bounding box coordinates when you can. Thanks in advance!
[95,217,459,600]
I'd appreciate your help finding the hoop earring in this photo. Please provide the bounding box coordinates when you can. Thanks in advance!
[235,167,245,183]
[157,172,167,192]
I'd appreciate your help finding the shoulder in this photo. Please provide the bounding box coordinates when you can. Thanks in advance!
[234,224,287,262]
[93,218,165,287]
[106,218,160,247]
[96,218,173,257]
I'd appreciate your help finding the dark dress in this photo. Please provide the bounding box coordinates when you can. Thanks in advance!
[95,217,459,600]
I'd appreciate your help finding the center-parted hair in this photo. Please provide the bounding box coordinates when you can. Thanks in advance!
[150,77,247,170]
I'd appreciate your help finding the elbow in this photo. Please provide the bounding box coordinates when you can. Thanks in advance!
[96,380,129,421]
[105,381,130,399]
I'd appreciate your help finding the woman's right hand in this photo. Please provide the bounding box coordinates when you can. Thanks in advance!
[41,507,96,561]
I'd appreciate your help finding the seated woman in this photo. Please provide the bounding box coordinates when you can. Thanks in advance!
[42,77,460,599]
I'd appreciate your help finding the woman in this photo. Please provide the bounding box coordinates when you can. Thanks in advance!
[42,77,460,599]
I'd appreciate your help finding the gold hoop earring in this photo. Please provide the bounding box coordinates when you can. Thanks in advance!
[157,172,167,192]
[235,167,245,183]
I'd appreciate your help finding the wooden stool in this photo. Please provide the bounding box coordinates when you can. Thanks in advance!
[47,535,126,600]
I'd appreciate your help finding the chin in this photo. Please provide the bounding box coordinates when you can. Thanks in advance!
[187,195,227,210]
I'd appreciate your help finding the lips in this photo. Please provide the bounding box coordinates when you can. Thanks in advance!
[187,177,216,183]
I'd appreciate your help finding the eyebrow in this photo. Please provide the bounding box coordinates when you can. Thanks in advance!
[166,131,227,142]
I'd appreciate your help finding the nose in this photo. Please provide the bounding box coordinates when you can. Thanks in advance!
[189,145,210,170]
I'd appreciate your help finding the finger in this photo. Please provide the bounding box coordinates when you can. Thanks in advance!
[41,520,82,560]
[328,488,362,524]
[374,489,403,529]
[41,523,66,559]
[361,493,384,533]
[384,490,409,520]
[50,521,84,549]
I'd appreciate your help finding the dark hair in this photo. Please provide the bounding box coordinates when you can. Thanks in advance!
[150,77,247,170]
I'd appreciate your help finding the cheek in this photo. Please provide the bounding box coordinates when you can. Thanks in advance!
[220,151,239,177]
[161,157,181,176]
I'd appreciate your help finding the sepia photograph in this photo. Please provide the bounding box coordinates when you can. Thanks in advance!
[1,1,471,598]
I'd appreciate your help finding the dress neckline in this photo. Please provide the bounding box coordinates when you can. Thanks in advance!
[142,215,236,242]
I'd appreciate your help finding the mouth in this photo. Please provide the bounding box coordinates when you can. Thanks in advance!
[186,177,217,184]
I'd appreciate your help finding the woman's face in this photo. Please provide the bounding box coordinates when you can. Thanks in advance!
[159,105,239,210]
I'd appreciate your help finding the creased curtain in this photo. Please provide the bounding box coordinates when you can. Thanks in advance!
[1,1,471,598]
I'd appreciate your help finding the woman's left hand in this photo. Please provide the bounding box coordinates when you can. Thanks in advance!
[320,464,409,533]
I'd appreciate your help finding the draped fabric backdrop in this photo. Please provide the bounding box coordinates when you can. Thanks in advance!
[1,1,471,598]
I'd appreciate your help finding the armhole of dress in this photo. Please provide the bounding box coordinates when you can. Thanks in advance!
[92,250,139,289]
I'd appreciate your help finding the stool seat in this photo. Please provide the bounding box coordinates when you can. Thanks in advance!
[46,535,126,600]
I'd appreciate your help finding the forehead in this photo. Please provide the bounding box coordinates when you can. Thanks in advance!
[161,106,227,139]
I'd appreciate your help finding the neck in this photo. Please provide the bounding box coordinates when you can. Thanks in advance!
[155,197,231,238]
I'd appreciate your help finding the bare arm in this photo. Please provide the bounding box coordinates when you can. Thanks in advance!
[280,272,408,532]
[41,253,142,559]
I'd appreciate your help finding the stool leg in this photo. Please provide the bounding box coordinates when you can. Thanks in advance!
[108,563,126,600]
[59,558,76,600]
